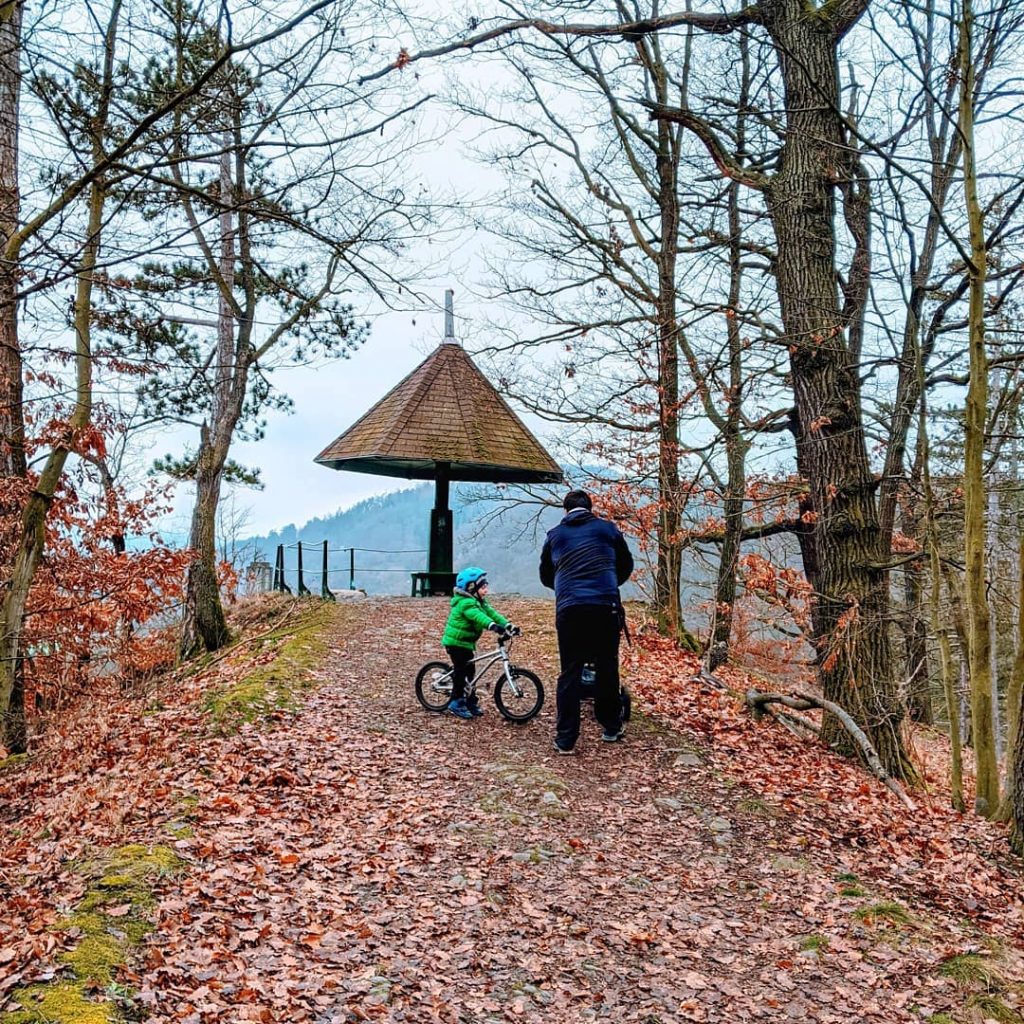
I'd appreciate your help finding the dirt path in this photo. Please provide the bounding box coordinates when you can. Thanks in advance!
[123,597,993,1024]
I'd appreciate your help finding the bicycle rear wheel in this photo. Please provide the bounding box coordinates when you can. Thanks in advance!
[415,661,454,712]
[494,668,544,723]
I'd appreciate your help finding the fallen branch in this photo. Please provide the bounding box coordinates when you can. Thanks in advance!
[745,687,916,811]
[771,705,821,740]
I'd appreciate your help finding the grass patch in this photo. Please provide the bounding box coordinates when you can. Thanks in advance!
[926,1015,956,1024]
[0,753,28,773]
[966,995,1022,1024]
[939,952,1004,990]
[852,900,911,927]
[203,600,336,734]
[2,845,183,1024]
[798,934,830,952]
[737,796,778,817]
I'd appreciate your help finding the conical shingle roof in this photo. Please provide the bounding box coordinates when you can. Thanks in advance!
[314,342,564,484]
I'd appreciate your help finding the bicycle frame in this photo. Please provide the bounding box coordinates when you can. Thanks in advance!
[434,639,527,699]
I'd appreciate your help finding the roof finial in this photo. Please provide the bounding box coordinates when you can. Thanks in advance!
[443,288,458,344]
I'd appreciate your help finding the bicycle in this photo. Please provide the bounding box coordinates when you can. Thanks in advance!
[415,630,545,723]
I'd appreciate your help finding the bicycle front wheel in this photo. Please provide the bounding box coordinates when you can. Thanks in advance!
[495,668,544,723]
[415,661,454,712]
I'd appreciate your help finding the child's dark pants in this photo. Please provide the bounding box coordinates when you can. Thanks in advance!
[444,645,476,702]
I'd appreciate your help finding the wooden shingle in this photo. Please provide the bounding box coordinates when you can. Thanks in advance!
[314,342,563,483]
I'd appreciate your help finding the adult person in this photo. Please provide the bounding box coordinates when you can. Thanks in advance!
[539,489,634,754]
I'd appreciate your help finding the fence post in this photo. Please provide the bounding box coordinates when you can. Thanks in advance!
[349,548,356,590]
[274,544,292,594]
[297,542,312,596]
[322,540,334,601]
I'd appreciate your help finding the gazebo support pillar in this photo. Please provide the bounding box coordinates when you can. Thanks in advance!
[426,462,455,595]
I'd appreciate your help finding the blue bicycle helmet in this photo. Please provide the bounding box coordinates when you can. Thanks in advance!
[456,566,487,592]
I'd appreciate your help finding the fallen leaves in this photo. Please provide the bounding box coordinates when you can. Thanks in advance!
[1,595,1021,1024]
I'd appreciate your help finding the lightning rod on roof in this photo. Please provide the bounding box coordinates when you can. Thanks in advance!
[443,288,458,344]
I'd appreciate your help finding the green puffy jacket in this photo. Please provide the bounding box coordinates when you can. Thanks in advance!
[441,589,509,650]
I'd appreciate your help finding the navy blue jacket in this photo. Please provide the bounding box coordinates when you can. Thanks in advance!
[539,509,634,613]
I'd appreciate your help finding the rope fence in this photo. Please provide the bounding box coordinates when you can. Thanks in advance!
[265,541,428,598]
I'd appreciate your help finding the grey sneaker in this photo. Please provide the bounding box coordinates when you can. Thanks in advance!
[553,741,575,755]
[601,727,625,743]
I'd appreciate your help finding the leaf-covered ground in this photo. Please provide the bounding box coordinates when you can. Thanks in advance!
[2,595,1022,1023]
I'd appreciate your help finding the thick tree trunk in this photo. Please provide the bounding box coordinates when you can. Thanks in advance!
[761,0,913,779]
[180,436,231,658]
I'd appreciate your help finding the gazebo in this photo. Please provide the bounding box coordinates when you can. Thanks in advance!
[314,291,564,595]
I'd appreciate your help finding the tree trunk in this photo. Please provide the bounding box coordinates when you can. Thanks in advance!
[0,0,22,484]
[179,127,237,658]
[997,517,1024,821]
[958,0,999,816]
[920,386,964,808]
[0,0,24,751]
[760,0,913,779]
[1012,706,1024,852]
[179,434,231,657]
[650,44,690,649]
[902,491,932,724]
[709,59,750,670]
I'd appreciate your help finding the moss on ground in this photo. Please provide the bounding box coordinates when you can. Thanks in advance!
[0,753,28,772]
[1,845,183,1024]
[203,600,337,733]
[2,982,112,1024]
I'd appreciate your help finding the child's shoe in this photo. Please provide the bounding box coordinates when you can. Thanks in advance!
[447,698,474,720]
[465,695,484,718]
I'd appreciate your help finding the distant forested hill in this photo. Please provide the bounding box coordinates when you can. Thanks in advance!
[245,484,571,596]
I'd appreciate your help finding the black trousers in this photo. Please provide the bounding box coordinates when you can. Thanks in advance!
[554,604,622,749]
[444,645,476,702]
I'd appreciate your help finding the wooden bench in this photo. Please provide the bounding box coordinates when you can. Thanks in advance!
[411,572,456,597]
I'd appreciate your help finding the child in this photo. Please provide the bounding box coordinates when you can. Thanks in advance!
[441,566,512,719]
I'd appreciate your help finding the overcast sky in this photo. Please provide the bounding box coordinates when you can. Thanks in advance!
[158,67,552,541]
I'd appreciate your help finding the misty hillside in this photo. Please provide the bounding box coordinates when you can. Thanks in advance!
[244,484,570,597]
